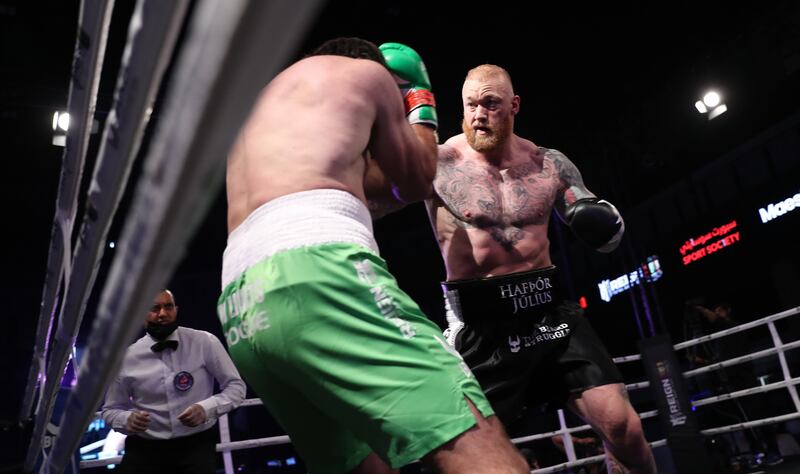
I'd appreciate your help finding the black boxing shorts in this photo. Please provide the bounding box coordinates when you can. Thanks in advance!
[442,266,623,426]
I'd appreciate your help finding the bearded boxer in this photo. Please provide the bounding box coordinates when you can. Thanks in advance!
[370,64,657,473]
[432,64,657,473]
[219,40,527,474]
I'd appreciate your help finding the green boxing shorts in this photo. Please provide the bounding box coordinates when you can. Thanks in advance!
[218,190,493,473]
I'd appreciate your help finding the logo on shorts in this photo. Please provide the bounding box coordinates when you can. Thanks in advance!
[174,371,194,391]
[224,308,270,347]
[356,260,417,339]
[354,260,378,284]
[506,323,571,353]
[498,277,553,315]
[219,279,271,347]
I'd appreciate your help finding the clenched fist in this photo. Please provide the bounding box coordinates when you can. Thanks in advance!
[126,410,150,433]
[177,404,207,427]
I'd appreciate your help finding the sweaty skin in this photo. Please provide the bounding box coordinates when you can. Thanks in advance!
[428,72,594,280]
[227,55,436,234]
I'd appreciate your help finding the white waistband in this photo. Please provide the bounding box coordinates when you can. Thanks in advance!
[221,189,379,288]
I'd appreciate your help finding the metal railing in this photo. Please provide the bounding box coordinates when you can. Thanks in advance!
[80,307,800,473]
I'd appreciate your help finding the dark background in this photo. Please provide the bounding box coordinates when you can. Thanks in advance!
[2,0,800,472]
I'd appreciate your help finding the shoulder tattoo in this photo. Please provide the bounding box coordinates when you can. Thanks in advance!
[546,148,585,188]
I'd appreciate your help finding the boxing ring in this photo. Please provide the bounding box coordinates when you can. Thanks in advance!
[19,1,799,473]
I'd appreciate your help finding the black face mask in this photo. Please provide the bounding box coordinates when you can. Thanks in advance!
[145,321,178,341]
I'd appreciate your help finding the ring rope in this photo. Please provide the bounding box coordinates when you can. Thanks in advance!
[19,0,115,425]
[38,1,323,472]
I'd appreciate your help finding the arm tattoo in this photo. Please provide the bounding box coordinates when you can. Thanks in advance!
[545,148,594,208]
[548,148,585,189]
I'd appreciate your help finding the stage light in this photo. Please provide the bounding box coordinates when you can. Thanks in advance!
[694,89,727,120]
[52,111,70,131]
[52,110,69,147]
[694,100,707,113]
[702,91,720,107]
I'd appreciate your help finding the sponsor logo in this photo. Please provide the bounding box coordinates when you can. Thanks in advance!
[218,279,270,347]
[218,279,266,324]
[679,221,741,266]
[354,260,377,285]
[598,256,663,302]
[507,323,571,352]
[656,361,687,426]
[656,360,668,377]
[758,192,800,223]
[224,309,270,346]
[356,260,416,339]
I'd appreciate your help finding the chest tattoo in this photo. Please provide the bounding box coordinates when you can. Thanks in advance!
[436,154,560,251]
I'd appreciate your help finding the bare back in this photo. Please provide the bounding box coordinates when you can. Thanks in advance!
[226,55,431,233]
[429,135,593,280]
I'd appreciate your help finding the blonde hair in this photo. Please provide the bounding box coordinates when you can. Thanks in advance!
[464,64,514,93]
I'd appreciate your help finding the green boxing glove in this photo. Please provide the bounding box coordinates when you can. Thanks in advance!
[379,42,438,130]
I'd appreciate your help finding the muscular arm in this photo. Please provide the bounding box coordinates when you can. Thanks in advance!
[364,123,438,219]
[364,166,410,220]
[548,148,624,252]
[547,148,596,217]
[367,62,437,204]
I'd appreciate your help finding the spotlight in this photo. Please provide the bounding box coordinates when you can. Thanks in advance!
[702,91,720,107]
[693,90,727,120]
[52,110,69,147]
[57,112,70,131]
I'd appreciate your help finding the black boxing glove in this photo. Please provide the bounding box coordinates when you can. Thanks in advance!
[563,198,624,252]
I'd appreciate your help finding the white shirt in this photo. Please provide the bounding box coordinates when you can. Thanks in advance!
[101,327,246,440]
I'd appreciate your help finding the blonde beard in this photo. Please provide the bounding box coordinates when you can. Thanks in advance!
[463,116,512,152]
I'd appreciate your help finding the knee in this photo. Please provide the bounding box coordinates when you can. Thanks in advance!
[606,409,645,447]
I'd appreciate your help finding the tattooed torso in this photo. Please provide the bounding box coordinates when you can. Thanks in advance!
[429,135,583,279]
